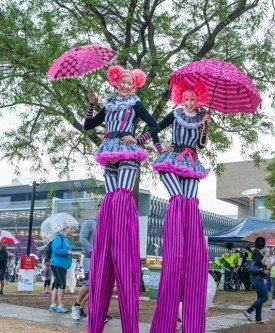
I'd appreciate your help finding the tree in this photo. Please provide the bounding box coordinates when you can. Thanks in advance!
[0,0,274,179]
[265,158,275,219]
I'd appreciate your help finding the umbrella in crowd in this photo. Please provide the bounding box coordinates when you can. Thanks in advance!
[30,253,39,260]
[47,44,117,79]
[170,58,262,114]
[40,212,79,243]
[242,227,275,243]
[0,230,19,245]
[267,238,275,247]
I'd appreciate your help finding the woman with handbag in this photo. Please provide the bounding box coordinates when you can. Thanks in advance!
[83,65,159,333]
[243,236,269,324]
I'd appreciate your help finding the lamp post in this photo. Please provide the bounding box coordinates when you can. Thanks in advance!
[27,181,39,255]
[241,188,262,217]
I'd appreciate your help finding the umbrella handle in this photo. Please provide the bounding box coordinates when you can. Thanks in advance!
[199,109,211,146]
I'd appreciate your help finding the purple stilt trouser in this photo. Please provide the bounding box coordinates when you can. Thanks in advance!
[150,196,208,333]
[87,188,140,333]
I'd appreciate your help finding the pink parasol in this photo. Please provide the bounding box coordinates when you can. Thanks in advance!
[170,58,262,113]
[48,44,117,79]
[0,230,19,245]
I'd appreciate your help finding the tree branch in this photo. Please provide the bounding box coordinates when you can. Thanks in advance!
[84,3,121,50]
[121,0,138,66]
[195,0,260,60]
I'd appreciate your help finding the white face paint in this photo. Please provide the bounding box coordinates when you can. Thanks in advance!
[117,76,135,97]
[183,96,197,113]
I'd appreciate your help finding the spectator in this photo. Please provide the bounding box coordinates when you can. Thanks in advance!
[238,247,252,291]
[42,259,52,294]
[71,216,97,320]
[243,237,269,324]
[223,251,242,290]
[7,256,15,283]
[266,248,275,310]
[49,226,74,313]
[0,243,8,294]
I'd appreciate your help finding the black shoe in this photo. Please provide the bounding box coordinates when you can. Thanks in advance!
[79,308,87,318]
[0,290,3,295]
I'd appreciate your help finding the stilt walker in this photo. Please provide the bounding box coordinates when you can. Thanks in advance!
[149,80,210,333]
[83,65,159,333]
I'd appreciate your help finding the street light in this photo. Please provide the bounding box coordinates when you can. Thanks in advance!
[27,181,40,255]
[241,188,262,217]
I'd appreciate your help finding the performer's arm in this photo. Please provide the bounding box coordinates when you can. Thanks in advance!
[150,111,174,153]
[133,101,160,144]
[83,104,106,130]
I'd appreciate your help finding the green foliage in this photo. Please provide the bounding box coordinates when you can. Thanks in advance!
[47,183,59,208]
[265,158,275,218]
[0,0,274,178]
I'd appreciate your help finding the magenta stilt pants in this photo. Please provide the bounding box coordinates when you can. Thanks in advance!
[87,188,140,333]
[150,196,208,333]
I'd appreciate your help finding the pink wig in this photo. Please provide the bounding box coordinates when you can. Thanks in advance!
[107,65,147,88]
[171,79,209,106]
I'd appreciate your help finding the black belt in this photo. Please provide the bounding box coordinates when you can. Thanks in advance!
[171,144,196,153]
[107,131,132,139]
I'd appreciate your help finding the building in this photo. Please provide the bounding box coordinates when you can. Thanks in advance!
[0,178,237,260]
[216,159,273,221]
[147,197,237,260]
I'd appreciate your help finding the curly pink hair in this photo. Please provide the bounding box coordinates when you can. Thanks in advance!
[171,79,209,106]
[107,65,147,88]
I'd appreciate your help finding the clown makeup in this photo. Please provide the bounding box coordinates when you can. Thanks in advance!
[182,91,198,113]
[118,76,135,97]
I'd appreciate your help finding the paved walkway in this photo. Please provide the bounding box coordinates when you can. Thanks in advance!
[0,303,274,332]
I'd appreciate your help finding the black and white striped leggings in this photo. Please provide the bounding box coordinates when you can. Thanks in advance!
[160,172,199,198]
[104,160,140,192]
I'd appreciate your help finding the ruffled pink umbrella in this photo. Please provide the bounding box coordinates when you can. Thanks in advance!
[170,58,262,113]
[48,44,117,79]
[0,230,19,245]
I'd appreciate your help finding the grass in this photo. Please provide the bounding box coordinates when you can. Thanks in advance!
[213,289,273,307]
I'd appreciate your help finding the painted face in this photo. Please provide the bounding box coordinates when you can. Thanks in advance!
[183,96,197,113]
[117,75,135,97]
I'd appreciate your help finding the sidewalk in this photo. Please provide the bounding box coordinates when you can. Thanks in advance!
[0,303,274,332]
[0,303,150,333]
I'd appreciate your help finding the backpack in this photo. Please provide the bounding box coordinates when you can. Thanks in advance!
[44,235,63,259]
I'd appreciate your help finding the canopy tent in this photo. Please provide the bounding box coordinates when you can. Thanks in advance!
[208,216,275,249]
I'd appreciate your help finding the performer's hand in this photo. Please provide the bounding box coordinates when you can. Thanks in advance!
[88,90,98,104]
[122,135,137,144]
[162,145,174,152]
[203,113,211,123]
